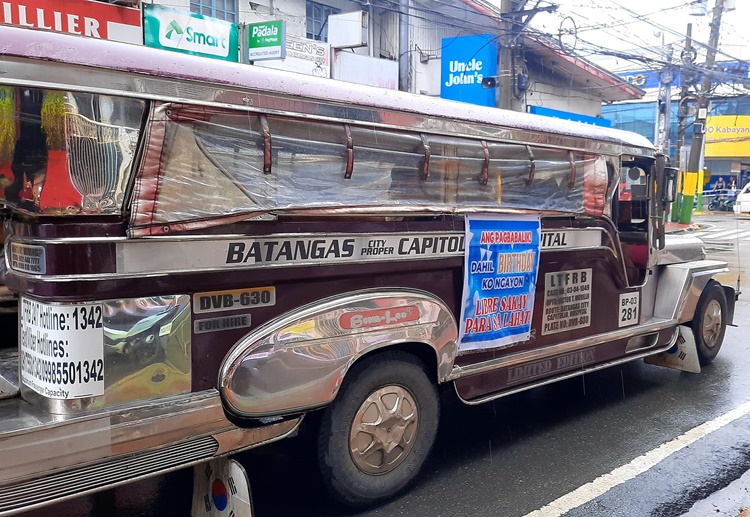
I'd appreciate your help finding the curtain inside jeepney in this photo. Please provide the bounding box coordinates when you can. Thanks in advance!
[0,87,145,215]
[129,103,609,236]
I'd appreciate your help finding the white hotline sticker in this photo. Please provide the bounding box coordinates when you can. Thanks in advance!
[618,292,640,327]
[20,298,105,399]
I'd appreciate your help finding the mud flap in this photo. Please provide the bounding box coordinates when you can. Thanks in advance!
[192,458,253,517]
[644,325,701,373]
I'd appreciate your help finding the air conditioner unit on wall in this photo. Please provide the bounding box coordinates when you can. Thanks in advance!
[328,11,369,49]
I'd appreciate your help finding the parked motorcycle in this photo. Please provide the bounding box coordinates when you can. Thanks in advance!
[707,189,737,211]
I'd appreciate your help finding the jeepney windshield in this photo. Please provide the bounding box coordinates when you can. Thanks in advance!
[0,87,145,215]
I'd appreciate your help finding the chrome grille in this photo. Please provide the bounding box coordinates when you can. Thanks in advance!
[0,436,218,514]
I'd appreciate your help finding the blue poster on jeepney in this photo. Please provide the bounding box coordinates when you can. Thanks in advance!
[459,215,541,351]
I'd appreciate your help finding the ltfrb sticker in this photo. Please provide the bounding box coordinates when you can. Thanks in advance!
[459,215,541,351]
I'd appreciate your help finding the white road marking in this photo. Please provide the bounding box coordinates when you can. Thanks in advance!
[700,229,742,239]
[524,400,750,517]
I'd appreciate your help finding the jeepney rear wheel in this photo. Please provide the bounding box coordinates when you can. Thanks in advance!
[691,280,728,366]
[316,351,439,508]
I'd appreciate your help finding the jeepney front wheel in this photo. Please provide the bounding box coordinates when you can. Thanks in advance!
[316,351,439,507]
[691,280,728,366]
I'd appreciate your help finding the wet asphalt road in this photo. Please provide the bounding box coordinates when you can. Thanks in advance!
[241,212,750,517]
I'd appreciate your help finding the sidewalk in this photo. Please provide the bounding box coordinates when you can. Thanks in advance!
[666,221,700,233]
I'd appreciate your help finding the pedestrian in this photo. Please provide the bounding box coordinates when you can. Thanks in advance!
[728,177,737,190]
[714,176,726,201]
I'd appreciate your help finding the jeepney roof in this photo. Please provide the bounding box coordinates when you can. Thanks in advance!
[1,26,655,154]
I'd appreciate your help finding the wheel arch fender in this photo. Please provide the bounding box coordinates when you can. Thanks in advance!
[218,288,458,419]
[654,260,734,324]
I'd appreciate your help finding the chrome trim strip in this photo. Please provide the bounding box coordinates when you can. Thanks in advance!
[8,228,614,281]
[446,317,677,381]
[455,328,680,406]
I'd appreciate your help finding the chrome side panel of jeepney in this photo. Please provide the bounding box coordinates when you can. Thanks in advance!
[220,289,458,418]
[657,235,706,265]
[18,295,192,415]
[653,259,731,323]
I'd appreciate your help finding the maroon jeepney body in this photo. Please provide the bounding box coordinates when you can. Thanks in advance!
[0,26,734,515]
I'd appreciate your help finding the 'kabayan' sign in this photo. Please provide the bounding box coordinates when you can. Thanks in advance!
[143,4,239,62]
[247,20,286,61]
[440,34,497,107]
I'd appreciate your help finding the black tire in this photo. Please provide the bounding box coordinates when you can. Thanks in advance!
[707,201,717,211]
[691,280,728,366]
[316,351,439,508]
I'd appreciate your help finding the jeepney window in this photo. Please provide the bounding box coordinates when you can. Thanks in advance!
[425,135,487,204]
[0,87,144,215]
[459,144,598,213]
[144,105,610,232]
[266,117,350,205]
[156,111,267,220]
[617,165,650,230]
[349,127,430,203]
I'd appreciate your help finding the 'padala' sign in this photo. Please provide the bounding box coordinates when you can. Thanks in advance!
[247,20,286,61]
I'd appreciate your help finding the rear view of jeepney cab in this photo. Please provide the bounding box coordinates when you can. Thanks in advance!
[0,27,736,515]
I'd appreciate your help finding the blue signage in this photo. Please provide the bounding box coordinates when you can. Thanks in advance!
[459,215,541,351]
[440,34,497,107]
[618,70,664,89]
[717,61,750,83]
[529,106,612,127]
[619,62,748,91]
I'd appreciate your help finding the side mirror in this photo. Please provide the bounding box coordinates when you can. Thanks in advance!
[665,167,678,203]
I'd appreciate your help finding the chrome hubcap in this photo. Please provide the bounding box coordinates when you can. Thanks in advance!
[349,385,419,475]
[702,299,723,349]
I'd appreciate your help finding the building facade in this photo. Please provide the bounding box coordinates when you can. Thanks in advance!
[0,0,642,119]
[604,65,750,188]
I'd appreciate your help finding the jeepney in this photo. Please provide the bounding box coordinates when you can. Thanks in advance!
[0,25,735,515]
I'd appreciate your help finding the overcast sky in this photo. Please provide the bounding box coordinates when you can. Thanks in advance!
[526,0,750,73]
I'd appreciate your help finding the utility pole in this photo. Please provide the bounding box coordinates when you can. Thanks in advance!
[658,44,675,218]
[398,0,409,92]
[672,23,694,221]
[498,0,514,110]
[680,0,725,224]
[676,24,693,168]
[656,44,674,156]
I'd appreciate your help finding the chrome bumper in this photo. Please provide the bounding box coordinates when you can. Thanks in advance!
[0,387,301,515]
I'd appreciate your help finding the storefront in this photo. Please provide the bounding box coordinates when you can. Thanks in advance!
[705,114,750,188]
